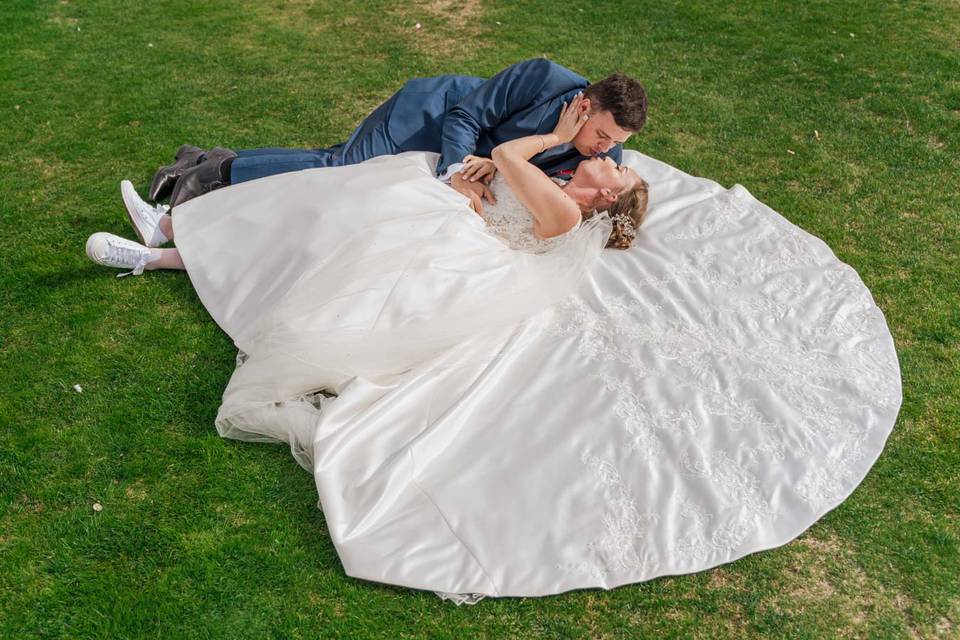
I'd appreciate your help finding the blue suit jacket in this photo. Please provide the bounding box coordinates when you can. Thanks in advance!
[385,59,622,177]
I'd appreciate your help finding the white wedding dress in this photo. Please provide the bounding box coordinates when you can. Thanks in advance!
[172,150,901,604]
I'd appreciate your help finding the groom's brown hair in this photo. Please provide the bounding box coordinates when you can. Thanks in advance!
[583,73,648,132]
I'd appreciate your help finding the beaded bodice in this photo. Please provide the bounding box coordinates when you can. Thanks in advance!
[482,174,581,253]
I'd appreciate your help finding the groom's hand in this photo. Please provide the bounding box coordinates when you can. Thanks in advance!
[461,155,497,184]
[451,171,497,216]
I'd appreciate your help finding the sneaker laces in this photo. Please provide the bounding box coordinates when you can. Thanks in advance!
[133,199,162,227]
[102,237,151,277]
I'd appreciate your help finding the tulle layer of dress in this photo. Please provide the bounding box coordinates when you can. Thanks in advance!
[172,150,901,602]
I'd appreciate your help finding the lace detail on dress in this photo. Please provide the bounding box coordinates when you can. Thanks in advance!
[550,184,900,580]
[434,592,487,606]
[482,173,582,253]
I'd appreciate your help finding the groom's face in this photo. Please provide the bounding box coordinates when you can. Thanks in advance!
[571,102,633,157]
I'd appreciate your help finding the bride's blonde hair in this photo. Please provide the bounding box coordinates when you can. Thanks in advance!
[585,178,649,249]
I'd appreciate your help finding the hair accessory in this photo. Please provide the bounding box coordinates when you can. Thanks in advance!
[609,211,637,249]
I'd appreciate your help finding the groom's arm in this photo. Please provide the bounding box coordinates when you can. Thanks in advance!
[437,58,585,177]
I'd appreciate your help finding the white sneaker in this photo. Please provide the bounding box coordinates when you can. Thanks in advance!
[85,232,155,277]
[121,180,169,247]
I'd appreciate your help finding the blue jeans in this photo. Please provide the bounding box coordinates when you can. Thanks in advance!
[230,93,400,184]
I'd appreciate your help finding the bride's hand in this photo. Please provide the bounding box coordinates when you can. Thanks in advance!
[451,171,496,217]
[461,155,497,184]
[552,92,589,144]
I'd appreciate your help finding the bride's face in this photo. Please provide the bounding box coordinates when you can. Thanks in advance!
[571,156,638,203]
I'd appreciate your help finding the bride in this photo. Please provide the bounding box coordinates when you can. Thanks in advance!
[85,98,900,603]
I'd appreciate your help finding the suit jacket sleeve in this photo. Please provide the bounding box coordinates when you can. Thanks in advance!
[607,144,623,164]
[437,58,583,176]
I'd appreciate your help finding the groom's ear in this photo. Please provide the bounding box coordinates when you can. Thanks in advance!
[579,97,593,114]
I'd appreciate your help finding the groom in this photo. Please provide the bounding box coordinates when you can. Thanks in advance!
[153,58,648,214]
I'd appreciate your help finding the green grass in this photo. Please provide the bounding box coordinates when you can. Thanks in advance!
[2,0,958,637]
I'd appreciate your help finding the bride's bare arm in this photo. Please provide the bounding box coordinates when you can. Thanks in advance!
[491,136,578,239]
[491,95,589,238]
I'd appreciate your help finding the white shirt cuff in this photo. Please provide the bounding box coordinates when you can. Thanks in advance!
[439,162,466,183]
